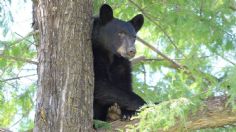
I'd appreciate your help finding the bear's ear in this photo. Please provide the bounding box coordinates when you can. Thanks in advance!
[129,14,144,32]
[99,4,113,25]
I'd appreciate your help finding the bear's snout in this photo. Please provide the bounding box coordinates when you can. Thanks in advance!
[127,47,136,58]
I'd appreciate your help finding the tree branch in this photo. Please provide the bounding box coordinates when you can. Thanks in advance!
[135,35,220,86]
[0,74,37,82]
[131,56,146,64]
[216,54,236,66]
[0,31,38,47]
[131,55,212,65]
[14,32,35,45]
[136,36,184,70]
[0,128,12,132]
[104,96,236,131]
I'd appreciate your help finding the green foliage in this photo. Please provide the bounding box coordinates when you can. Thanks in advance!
[0,38,36,130]
[127,98,192,131]
[221,66,236,109]
[0,8,36,130]
[1,38,36,68]
[19,119,34,132]
[196,126,236,132]
[0,84,36,128]
[0,95,17,126]
[93,120,111,129]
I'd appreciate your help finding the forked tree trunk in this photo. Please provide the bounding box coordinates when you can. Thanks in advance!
[33,0,94,131]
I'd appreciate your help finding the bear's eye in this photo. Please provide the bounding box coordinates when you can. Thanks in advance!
[118,32,125,37]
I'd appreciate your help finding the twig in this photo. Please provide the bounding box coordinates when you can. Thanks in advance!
[141,63,146,84]
[0,54,38,65]
[22,68,37,71]
[136,36,183,70]
[131,55,212,64]
[216,54,236,66]
[131,56,146,64]
[0,74,37,82]
[199,0,203,17]
[9,116,25,129]
[14,32,34,45]
[0,128,12,132]
[5,81,18,89]
[0,31,38,47]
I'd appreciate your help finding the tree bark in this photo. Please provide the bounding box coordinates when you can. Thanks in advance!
[33,0,93,132]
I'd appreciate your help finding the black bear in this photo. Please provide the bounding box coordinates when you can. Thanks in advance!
[92,4,146,121]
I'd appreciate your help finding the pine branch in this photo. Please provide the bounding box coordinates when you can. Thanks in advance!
[105,96,236,131]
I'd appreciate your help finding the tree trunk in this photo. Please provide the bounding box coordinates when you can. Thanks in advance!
[33,0,93,132]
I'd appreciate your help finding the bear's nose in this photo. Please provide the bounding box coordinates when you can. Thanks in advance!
[127,48,136,57]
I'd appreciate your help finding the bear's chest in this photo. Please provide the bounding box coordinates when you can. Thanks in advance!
[109,56,130,79]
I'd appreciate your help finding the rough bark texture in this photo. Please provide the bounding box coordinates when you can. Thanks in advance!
[33,0,93,132]
[98,96,236,131]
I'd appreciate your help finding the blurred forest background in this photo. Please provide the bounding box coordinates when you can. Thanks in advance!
[0,0,236,131]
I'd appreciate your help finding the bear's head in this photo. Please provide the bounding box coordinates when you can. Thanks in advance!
[93,4,144,59]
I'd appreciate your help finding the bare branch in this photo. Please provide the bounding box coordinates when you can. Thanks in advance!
[0,54,38,65]
[216,54,236,66]
[0,31,38,47]
[9,116,25,129]
[131,56,212,65]
[131,56,146,64]
[141,63,146,84]
[15,32,34,45]
[0,128,12,132]
[136,36,183,70]
[0,74,37,82]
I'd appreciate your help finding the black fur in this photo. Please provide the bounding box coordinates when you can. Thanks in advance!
[92,4,145,121]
